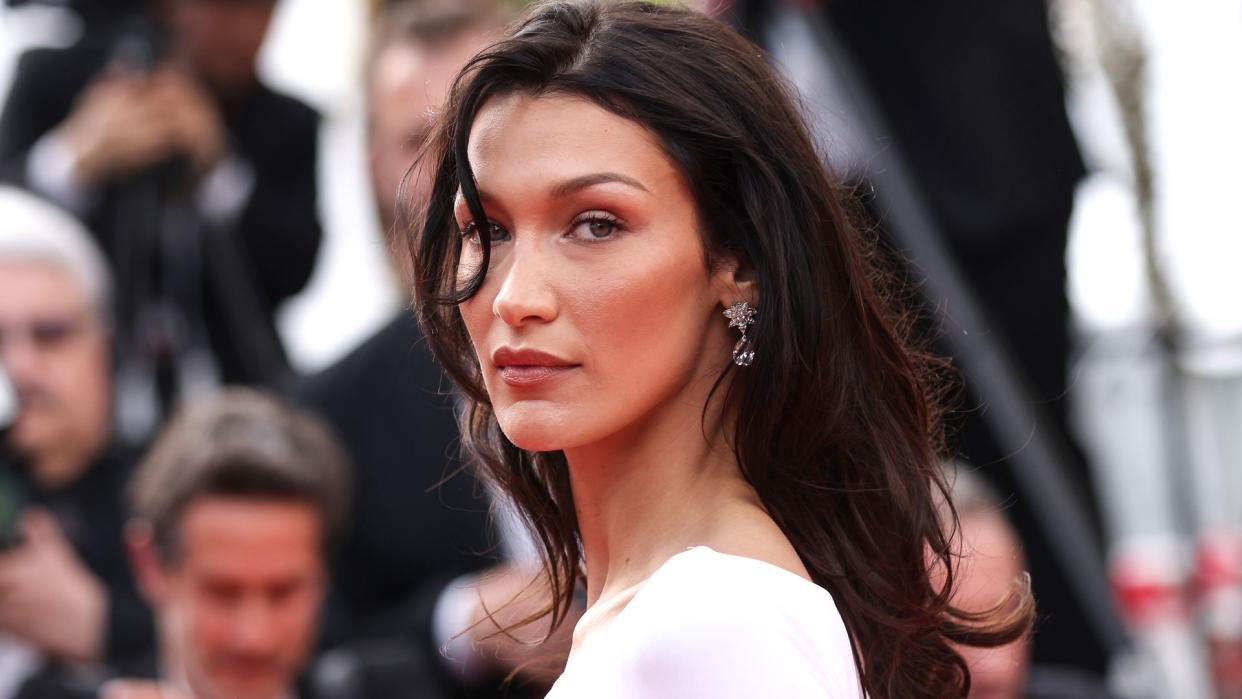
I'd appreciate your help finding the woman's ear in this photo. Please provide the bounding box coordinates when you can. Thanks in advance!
[711,254,758,309]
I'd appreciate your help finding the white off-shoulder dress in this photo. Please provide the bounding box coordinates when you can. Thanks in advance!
[545,546,864,698]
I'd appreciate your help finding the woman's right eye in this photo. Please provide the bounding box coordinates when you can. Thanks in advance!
[460,221,510,242]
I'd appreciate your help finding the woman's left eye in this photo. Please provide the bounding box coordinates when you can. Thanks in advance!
[569,214,622,241]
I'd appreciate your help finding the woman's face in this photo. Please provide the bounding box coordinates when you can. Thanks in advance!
[455,93,740,452]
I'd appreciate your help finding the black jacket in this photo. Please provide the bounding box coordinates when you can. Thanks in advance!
[2,442,153,679]
[823,0,1086,256]
[0,33,321,385]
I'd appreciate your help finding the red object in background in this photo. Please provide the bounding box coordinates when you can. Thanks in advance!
[1111,545,1189,629]
[1194,529,1242,698]
[1194,529,1242,603]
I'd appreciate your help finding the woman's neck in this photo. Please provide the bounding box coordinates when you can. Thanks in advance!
[564,395,764,607]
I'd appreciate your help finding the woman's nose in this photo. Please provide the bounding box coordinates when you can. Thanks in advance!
[492,242,559,328]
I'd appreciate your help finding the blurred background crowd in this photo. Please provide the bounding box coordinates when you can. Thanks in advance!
[0,0,1237,697]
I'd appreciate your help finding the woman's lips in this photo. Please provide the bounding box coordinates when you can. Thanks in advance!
[492,347,579,387]
[499,365,576,386]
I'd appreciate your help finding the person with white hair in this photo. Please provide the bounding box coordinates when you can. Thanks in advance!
[0,186,153,696]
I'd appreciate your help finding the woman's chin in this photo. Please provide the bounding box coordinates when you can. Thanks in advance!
[501,426,571,453]
[506,433,564,452]
[495,403,585,453]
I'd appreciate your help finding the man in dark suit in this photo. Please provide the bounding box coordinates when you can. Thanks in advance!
[0,0,321,434]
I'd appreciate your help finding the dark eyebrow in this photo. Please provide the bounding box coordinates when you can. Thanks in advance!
[549,172,649,197]
[453,173,649,219]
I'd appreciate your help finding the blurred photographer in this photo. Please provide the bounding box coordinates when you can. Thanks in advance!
[0,187,152,693]
[0,0,322,434]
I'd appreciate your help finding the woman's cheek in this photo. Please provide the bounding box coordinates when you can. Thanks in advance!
[573,251,708,385]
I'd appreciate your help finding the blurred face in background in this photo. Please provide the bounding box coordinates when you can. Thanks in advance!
[953,511,1031,699]
[367,29,498,236]
[165,0,276,96]
[148,497,325,699]
[0,261,109,488]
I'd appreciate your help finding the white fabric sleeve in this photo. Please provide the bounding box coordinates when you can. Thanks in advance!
[607,551,863,698]
[616,605,850,698]
[26,130,95,215]
[0,634,43,699]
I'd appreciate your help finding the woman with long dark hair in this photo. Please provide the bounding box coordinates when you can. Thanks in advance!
[409,2,1033,696]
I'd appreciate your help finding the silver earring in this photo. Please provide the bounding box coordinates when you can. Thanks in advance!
[723,300,757,366]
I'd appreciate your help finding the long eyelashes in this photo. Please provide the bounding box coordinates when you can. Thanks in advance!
[459,212,626,243]
[569,211,624,240]
[459,220,509,242]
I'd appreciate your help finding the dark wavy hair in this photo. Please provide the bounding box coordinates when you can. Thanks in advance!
[408,2,1033,696]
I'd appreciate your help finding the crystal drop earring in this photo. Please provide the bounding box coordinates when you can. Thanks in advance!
[723,300,757,366]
